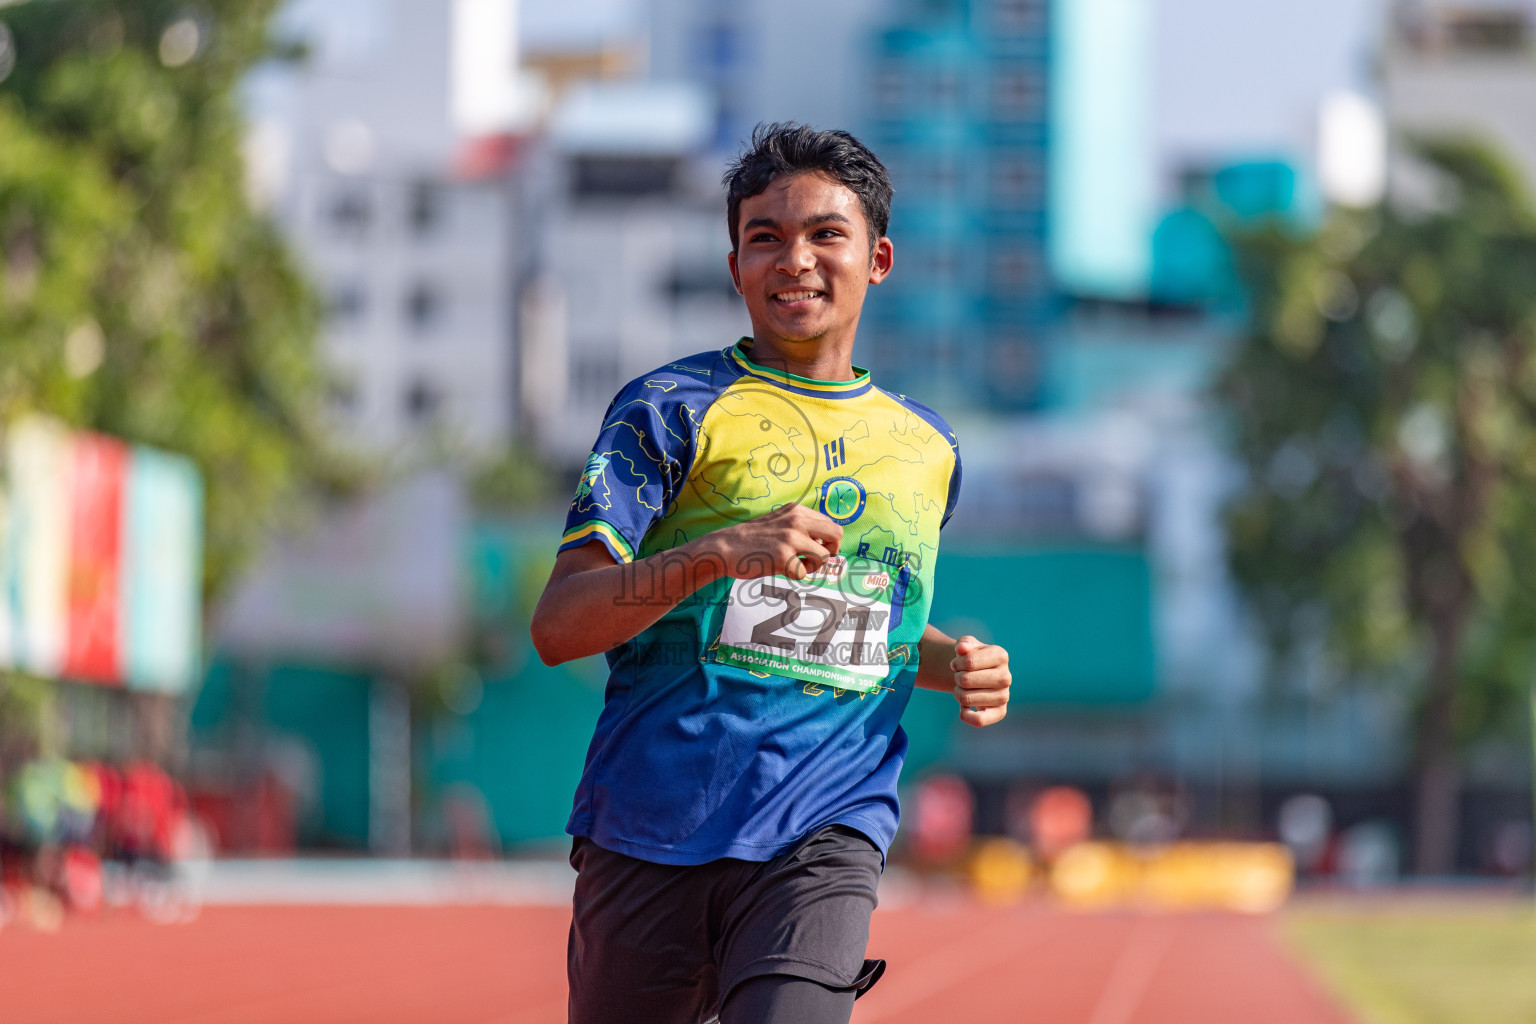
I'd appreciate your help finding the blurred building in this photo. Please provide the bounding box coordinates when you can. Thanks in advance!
[245,0,534,456]
[638,0,1157,412]
[1382,0,1536,193]
[646,0,884,147]
[243,0,768,470]
[514,80,749,464]
[859,0,1056,411]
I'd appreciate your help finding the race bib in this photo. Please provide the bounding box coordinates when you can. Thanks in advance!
[715,557,894,693]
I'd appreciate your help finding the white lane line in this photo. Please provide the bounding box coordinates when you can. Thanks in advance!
[1084,917,1176,1024]
[853,915,1051,1023]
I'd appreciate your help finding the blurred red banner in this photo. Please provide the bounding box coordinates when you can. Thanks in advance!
[62,433,129,684]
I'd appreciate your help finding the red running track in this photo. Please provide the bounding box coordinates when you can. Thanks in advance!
[2,903,1352,1024]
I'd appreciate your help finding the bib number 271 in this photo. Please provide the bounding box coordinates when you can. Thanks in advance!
[716,569,892,693]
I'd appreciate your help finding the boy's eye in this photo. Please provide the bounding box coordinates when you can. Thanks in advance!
[750,232,778,243]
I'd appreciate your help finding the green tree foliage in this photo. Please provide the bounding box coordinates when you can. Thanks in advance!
[1219,140,1536,874]
[0,0,323,596]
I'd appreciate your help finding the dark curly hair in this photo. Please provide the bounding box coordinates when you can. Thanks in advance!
[722,122,894,254]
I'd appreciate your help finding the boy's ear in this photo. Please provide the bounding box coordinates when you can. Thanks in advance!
[868,236,894,286]
[727,249,743,295]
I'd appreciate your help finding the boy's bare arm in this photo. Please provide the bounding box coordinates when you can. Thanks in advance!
[530,504,844,666]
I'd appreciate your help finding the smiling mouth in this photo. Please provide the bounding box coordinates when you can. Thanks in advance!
[773,289,825,304]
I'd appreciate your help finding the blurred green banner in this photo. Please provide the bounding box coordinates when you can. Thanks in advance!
[928,547,1155,705]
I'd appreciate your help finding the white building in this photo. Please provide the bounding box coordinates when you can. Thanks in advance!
[1381,1,1536,194]
[245,0,534,457]
[516,81,749,465]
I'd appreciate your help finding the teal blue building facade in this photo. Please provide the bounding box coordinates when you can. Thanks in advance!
[862,0,1056,411]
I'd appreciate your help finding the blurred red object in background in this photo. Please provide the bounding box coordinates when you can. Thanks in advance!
[1030,786,1093,860]
[911,774,974,864]
[188,773,296,855]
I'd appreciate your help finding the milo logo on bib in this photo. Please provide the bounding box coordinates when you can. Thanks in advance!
[716,556,895,692]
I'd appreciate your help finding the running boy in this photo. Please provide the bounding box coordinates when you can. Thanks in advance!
[531,123,1012,1024]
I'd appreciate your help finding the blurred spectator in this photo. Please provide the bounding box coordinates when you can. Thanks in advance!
[1277,794,1334,873]
[1028,785,1094,860]
[1106,776,1188,846]
[910,775,974,865]
[1337,820,1402,887]
[1484,820,1533,877]
[2,755,195,925]
[442,782,501,861]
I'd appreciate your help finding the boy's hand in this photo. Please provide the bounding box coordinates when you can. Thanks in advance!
[701,504,843,581]
[951,636,1010,727]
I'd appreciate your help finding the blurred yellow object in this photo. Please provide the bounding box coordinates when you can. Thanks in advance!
[1141,843,1213,909]
[1050,842,1139,908]
[968,837,1034,906]
[62,760,99,815]
[1050,842,1293,913]
[1211,842,1294,914]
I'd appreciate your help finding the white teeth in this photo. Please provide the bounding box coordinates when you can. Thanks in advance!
[775,291,822,302]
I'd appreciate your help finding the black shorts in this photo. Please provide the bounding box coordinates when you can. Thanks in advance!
[567,824,886,1024]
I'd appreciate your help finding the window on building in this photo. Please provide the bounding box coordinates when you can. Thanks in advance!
[994,0,1047,32]
[989,245,1042,292]
[403,378,441,422]
[928,159,961,199]
[665,266,741,304]
[1441,10,1529,52]
[991,70,1045,120]
[987,335,1040,410]
[914,247,957,285]
[571,156,680,199]
[328,188,372,236]
[929,332,957,371]
[328,282,367,324]
[931,69,963,110]
[408,181,444,236]
[991,156,1044,208]
[404,281,443,333]
[875,68,905,111]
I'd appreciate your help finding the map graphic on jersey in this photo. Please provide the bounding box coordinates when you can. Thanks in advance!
[559,340,961,866]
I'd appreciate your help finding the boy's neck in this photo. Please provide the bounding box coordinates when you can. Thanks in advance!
[745,330,859,382]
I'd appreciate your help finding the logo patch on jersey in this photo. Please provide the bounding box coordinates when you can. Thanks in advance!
[823,436,847,470]
[575,452,609,499]
[819,476,866,526]
[803,555,847,583]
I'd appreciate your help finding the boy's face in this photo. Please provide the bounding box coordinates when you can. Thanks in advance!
[728,172,893,350]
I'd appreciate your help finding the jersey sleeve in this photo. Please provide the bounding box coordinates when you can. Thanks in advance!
[561,384,693,563]
[942,432,962,529]
[885,388,962,531]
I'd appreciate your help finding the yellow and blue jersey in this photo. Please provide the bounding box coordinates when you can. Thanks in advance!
[560,339,960,864]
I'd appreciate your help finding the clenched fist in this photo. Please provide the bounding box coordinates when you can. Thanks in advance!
[949,635,1010,727]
